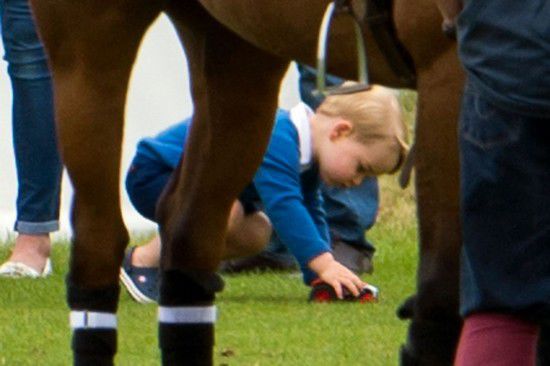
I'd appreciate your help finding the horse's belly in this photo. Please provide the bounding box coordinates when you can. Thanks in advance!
[198,0,405,87]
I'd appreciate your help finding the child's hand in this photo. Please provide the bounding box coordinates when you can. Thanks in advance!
[309,252,366,299]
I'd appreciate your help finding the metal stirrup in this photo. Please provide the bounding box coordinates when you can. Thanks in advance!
[314,0,370,97]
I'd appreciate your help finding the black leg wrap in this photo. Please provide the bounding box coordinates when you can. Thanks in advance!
[160,324,214,366]
[66,279,120,312]
[400,318,462,366]
[396,294,416,320]
[400,345,419,366]
[159,270,224,305]
[67,281,120,366]
[159,270,224,366]
[73,329,117,366]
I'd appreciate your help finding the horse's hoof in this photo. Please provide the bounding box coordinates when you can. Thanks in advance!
[401,318,462,366]
[400,344,454,366]
[397,294,416,320]
[400,345,419,366]
[537,325,550,366]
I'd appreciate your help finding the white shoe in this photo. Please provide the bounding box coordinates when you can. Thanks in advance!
[0,258,52,278]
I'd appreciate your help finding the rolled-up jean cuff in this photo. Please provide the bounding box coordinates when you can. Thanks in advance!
[15,220,59,234]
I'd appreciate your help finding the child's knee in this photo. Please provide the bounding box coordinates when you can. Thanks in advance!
[226,211,272,258]
[246,212,272,250]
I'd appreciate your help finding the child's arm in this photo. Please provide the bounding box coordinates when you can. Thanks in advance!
[254,132,366,296]
[301,178,365,298]
[302,182,329,243]
[254,161,329,274]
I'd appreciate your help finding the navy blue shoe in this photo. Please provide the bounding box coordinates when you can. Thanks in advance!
[120,247,159,303]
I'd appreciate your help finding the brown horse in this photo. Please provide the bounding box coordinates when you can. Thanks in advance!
[29,0,463,365]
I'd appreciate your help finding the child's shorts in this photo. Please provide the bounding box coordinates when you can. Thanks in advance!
[458,81,550,325]
[125,155,260,222]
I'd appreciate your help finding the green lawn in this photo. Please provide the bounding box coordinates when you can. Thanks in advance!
[0,173,416,366]
[0,93,418,366]
[0,175,417,366]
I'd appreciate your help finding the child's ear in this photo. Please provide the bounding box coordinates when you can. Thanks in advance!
[330,119,353,140]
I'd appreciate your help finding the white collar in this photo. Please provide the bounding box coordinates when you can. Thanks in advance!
[289,102,314,167]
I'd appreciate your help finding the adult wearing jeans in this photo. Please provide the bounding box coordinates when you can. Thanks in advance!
[436,1,549,365]
[0,0,62,277]
[224,64,379,274]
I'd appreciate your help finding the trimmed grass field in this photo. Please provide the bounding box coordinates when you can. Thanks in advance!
[0,172,416,366]
[0,171,417,366]
[0,92,418,365]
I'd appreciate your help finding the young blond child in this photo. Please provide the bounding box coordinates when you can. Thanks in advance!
[121,84,408,303]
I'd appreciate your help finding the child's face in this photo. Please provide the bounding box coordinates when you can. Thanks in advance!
[318,133,398,188]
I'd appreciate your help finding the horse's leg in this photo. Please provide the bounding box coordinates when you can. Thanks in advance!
[29,1,161,364]
[401,49,464,364]
[537,325,550,366]
[158,3,289,365]
[392,1,465,362]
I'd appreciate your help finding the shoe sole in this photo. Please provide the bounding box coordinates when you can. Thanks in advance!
[119,268,155,304]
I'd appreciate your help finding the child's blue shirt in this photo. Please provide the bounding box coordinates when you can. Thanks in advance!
[136,103,330,283]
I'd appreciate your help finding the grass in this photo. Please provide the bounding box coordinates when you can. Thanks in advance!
[0,92,419,365]
[0,174,418,366]
[0,211,416,365]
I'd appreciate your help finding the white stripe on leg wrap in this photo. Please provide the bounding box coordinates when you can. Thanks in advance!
[158,306,217,324]
[70,311,117,329]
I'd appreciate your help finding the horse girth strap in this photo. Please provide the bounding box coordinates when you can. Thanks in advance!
[334,0,365,16]
[365,0,416,87]
[315,0,416,96]
[345,0,417,87]
[354,0,416,88]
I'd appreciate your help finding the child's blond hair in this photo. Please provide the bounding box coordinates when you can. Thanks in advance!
[317,83,408,173]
